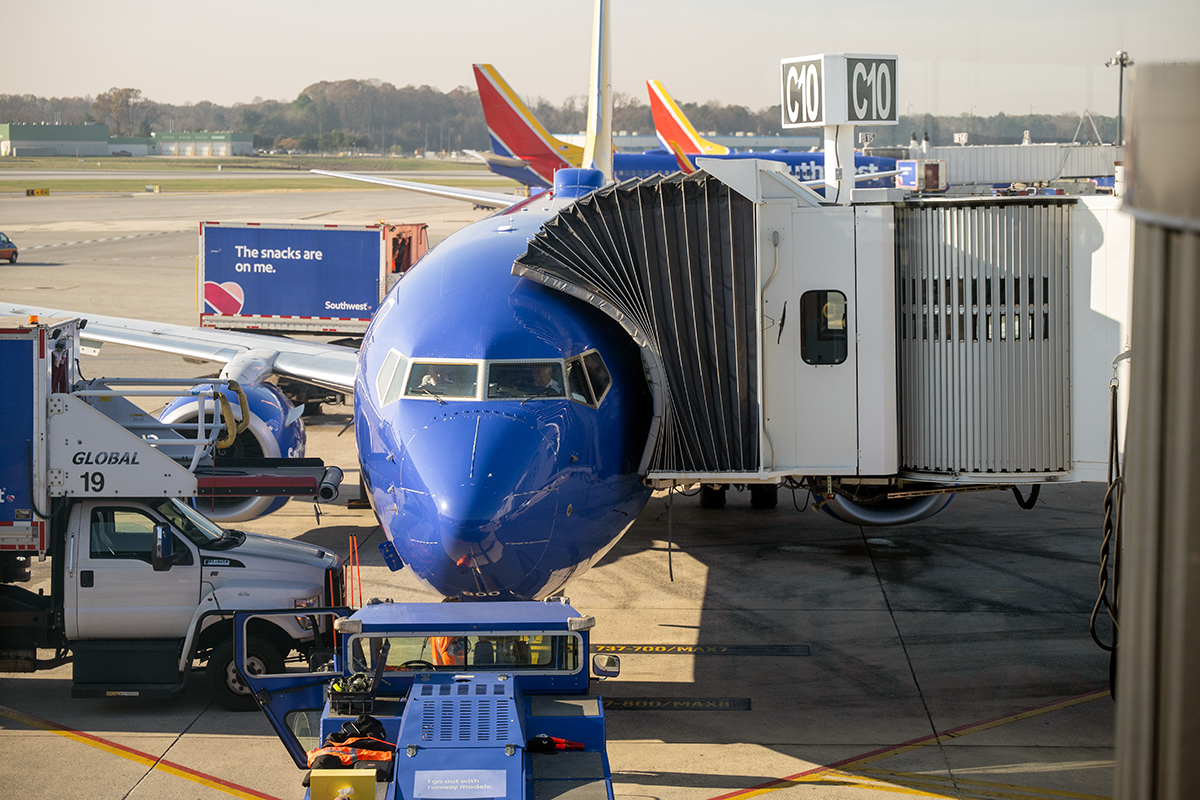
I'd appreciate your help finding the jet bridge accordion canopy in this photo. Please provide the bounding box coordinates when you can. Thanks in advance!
[513,173,759,474]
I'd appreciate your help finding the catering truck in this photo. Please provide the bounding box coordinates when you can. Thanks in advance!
[235,599,621,799]
[199,221,428,335]
[0,318,346,709]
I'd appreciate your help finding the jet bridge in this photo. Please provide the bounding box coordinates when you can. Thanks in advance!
[512,159,1130,504]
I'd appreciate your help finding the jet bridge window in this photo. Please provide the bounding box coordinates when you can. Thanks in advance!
[800,290,848,366]
[349,632,581,674]
[486,361,565,400]
[565,349,611,408]
[375,348,410,406]
[404,362,479,400]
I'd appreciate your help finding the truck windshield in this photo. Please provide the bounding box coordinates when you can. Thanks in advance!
[151,498,227,547]
[348,633,580,674]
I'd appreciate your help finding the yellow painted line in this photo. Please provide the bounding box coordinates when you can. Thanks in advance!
[707,688,1111,800]
[860,767,1110,800]
[0,704,284,800]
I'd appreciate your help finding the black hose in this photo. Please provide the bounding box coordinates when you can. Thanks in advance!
[1089,381,1122,697]
[1011,484,1041,509]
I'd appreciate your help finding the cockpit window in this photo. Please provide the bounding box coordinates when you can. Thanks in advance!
[486,362,565,400]
[582,351,612,403]
[405,362,479,400]
[565,349,611,408]
[375,349,409,406]
[566,359,593,405]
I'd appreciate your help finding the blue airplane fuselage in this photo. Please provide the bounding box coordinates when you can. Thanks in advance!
[489,150,895,190]
[355,196,654,600]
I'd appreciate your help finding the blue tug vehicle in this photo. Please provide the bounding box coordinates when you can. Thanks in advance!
[236,600,620,799]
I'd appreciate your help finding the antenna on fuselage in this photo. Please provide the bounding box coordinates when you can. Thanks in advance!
[581,0,613,182]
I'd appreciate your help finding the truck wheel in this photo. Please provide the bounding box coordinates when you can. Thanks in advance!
[750,484,778,509]
[207,637,284,711]
[699,484,726,509]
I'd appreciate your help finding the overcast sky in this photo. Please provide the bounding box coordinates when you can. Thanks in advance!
[9,0,1198,118]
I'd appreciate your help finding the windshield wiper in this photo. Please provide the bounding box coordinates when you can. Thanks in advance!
[203,528,246,550]
[418,386,447,405]
[521,386,562,405]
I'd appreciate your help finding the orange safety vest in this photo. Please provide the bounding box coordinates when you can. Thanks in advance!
[432,636,466,666]
[306,736,395,768]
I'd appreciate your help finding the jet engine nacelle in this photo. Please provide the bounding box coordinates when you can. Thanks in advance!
[159,382,307,522]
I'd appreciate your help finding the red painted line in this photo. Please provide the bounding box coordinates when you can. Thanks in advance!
[0,705,285,800]
[704,687,1112,800]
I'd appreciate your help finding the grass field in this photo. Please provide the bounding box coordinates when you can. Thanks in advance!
[0,176,521,194]
[0,154,489,173]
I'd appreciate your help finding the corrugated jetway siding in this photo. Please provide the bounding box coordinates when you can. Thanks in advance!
[513,173,758,474]
[924,144,1123,183]
[896,199,1073,476]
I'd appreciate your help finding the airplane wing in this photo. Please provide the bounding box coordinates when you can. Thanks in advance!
[311,169,523,210]
[0,302,359,393]
[463,150,536,171]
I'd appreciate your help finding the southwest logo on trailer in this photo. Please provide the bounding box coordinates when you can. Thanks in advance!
[204,281,245,315]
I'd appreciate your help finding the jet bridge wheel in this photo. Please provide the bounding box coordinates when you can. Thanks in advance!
[206,636,284,711]
[699,484,726,509]
[750,484,778,509]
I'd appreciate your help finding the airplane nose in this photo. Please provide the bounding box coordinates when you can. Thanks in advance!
[396,410,562,586]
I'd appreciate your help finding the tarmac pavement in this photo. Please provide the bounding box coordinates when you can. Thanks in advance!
[0,186,1115,799]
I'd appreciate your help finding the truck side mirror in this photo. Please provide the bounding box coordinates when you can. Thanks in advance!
[591,653,620,679]
[152,524,174,571]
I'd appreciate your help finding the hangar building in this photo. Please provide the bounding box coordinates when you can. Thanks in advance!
[154,132,252,157]
[0,123,110,156]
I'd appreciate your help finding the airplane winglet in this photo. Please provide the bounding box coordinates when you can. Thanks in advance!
[647,79,731,156]
[581,0,613,182]
[666,140,696,174]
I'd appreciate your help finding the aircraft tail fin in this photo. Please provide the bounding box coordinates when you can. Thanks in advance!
[581,0,613,181]
[647,80,731,156]
[472,63,582,185]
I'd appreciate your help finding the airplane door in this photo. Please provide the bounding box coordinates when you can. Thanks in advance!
[75,505,199,638]
[234,609,349,768]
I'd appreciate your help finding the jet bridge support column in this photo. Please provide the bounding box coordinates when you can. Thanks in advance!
[823,124,856,204]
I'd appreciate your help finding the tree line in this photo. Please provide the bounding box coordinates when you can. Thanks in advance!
[0,82,1120,152]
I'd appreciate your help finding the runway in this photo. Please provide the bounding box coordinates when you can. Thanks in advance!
[0,185,1114,799]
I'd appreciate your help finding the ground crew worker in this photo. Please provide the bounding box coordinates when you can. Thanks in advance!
[431,635,466,666]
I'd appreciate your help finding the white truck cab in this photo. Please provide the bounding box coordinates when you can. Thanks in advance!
[56,496,341,709]
[0,318,347,710]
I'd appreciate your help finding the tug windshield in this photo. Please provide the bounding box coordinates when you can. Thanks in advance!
[348,632,581,674]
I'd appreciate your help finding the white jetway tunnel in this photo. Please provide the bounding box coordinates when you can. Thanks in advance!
[512,160,1130,511]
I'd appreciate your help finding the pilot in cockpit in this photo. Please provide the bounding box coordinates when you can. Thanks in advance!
[420,367,449,387]
[531,365,562,394]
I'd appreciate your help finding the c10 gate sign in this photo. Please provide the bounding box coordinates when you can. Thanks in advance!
[200,223,385,322]
[780,53,898,128]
